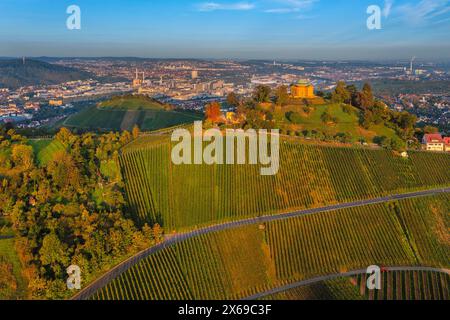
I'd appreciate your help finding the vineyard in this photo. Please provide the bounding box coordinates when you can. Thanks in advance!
[262,271,450,300]
[89,194,450,300]
[120,136,450,230]
[65,106,203,132]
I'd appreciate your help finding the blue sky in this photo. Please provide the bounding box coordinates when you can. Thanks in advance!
[0,0,449,60]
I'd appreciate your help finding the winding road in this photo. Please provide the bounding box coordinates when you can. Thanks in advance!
[244,266,450,300]
[72,187,450,300]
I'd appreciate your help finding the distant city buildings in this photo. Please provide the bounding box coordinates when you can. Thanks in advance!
[49,99,63,107]
[1,58,449,132]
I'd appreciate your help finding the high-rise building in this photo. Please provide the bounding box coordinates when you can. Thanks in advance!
[191,70,199,80]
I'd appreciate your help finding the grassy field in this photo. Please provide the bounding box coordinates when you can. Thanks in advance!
[28,138,66,166]
[120,136,450,230]
[262,271,450,300]
[90,194,450,300]
[274,103,398,142]
[0,238,27,300]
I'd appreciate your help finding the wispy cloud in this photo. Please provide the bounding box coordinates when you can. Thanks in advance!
[395,0,450,25]
[196,2,255,12]
[383,0,394,18]
[264,0,318,14]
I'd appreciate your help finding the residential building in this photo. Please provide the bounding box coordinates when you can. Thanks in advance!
[422,134,444,152]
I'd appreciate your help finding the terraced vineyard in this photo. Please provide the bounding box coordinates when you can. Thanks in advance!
[89,194,450,300]
[120,136,450,230]
[262,271,450,300]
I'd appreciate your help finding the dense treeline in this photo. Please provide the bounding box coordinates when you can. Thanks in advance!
[0,125,162,299]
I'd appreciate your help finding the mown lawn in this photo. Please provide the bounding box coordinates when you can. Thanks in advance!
[29,139,66,166]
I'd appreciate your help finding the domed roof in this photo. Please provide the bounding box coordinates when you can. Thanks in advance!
[296,79,311,85]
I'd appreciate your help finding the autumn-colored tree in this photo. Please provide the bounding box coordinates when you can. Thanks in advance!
[226,92,240,108]
[360,83,374,109]
[274,86,289,106]
[132,125,140,140]
[55,127,73,145]
[205,102,223,122]
[152,223,163,244]
[47,151,80,189]
[11,144,34,170]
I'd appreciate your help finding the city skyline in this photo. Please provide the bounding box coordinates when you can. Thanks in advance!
[0,0,450,60]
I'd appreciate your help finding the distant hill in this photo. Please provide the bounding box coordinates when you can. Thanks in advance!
[0,59,92,89]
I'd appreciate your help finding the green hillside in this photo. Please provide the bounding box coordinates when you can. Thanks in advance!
[120,136,450,230]
[65,95,203,132]
[0,59,91,89]
[274,103,398,143]
[90,194,450,300]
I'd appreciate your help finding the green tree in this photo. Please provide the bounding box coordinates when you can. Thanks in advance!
[11,144,34,170]
[39,233,69,274]
[274,85,289,106]
[253,85,271,103]
[332,81,351,104]
[321,111,335,124]
[423,125,439,134]
[226,92,240,108]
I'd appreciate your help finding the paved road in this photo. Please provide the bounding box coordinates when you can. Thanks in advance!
[72,187,450,300]
[244,266,450,300]
[0,235,14,240]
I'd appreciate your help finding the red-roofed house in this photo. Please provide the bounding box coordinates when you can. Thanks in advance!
[444,137,450,152]
[422,134,444,152]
